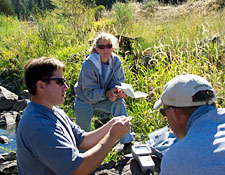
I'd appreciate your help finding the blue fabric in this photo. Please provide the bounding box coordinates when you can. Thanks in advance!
[17,102,86,175]
[101,62,110,83]
[74,53,125,103]
[74,96,133,144]
[186,105,214,132]
[160,106,225,175]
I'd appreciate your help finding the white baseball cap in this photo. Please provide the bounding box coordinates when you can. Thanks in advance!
[153,74,216,110]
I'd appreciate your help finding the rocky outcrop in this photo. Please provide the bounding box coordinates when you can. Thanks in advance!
[0,136,9,144]
[0,152,17,175]
[0,111,21,126]
[0,86,30,175]
[92,156,160,175]
[0,86,18,111]
[0,87,30,126]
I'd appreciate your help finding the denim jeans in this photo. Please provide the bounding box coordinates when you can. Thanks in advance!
[74,96,133,144]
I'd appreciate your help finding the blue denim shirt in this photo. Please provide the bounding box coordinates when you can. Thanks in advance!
[186,105,215,133]
[160,105,225,175]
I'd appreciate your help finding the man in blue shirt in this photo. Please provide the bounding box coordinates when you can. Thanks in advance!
[154,74,225,175]
[16,57,131,175]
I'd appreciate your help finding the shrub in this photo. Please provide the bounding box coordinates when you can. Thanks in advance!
[111,2,134,32]
[0,0,15,16]
[94,5,106,21]
[215,0,225,8]
[142,0,159,9]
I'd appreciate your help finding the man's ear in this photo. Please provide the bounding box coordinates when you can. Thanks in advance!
[36,80,45,92]
[170,108,182,123]
[170,107,188,139]
[171,107,188,126]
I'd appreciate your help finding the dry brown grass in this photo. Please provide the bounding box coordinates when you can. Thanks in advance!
[136,0,224,21]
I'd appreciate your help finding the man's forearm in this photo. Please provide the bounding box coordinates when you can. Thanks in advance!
[79,119,114,149]
[73,132,117,175]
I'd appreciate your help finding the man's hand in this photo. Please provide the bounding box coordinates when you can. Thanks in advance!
[109,116,131,141]
[73,116,131,175]
[106,89,118,102]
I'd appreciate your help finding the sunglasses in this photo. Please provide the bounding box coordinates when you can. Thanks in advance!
[160,106,171,116]
[97,44,113,50]
[43,77,66,86]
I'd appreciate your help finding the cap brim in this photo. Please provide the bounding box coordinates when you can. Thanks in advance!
[153,99,162,110]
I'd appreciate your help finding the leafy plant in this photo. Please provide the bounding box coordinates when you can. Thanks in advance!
[111,2,134,32]
[52,0,95,41]
[94,5,106,21]
[215,0,225,7]
[0,0,15,16]
[142,0,159,9]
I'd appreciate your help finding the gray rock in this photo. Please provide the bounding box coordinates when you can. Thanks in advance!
[0,115,7,126]
[0,111,20,126]
[0,161,17,174]
[0,136,9,144]
[12,99,29,111]
[0,86,18,110]
[0,152,17,174]
[92,157,160,175]
[0,151,17,162]
[19,90,31,100]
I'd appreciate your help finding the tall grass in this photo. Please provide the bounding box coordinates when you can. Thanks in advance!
[111,2,135,33]
[0,0,224,162]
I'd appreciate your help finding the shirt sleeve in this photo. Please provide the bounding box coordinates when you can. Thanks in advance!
[30,122,84,175]
[69,118,86,147]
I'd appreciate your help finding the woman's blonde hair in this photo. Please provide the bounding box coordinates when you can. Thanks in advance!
[89,32,118,53]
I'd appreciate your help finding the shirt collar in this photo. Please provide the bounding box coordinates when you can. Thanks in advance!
[29,101,56,113]
[88,53,113,76]
[186,105,215,133]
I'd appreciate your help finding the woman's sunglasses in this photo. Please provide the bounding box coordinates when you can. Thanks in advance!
[97,44,113,50]
[43,78,66,86]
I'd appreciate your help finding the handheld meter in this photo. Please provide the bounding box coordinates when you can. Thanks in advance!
[131,144,155,173]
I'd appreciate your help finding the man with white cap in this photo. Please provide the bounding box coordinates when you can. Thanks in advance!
[154,74,225,175]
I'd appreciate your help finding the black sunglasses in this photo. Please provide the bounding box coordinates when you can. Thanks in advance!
[97,44,113,50]
[160,106,171,116]
[43,78,66,86]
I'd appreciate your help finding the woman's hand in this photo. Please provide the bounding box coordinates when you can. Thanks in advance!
[106,88,118,102]
[117,88,128,98]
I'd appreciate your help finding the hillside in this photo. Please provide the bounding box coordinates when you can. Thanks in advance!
[133,0,224,20]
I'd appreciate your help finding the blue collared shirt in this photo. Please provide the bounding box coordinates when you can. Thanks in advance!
[186,105,215,133]
[160,106,225,175]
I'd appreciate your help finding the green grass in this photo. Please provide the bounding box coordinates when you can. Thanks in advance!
[0,0,224,163]
[0,146,14,153]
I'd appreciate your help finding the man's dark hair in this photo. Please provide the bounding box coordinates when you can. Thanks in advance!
[24,57,65,95]
[177,90,216,116]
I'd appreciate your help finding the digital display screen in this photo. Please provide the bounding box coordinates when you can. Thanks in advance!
[135,146,150,154]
